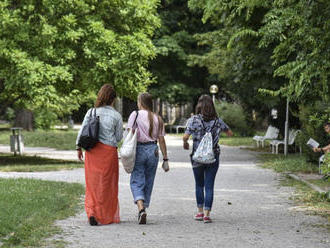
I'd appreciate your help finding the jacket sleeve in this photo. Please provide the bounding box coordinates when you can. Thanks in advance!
[115,115,123,143]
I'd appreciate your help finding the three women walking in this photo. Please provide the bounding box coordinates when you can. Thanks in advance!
[76,86,230,226]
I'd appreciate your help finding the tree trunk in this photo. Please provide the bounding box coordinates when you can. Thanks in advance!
[14,109,34,131]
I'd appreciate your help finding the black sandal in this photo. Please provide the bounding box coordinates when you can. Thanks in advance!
[138,208,147,225]
[89,216,98,226]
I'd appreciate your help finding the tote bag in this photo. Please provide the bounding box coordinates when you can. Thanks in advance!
[192,118,217,164]
[120,111,139,173]
[78,108,99,151]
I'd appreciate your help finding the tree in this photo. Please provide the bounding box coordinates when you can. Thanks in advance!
[149,0,216,105]
[187,1,282,117]
[0,0,160,128]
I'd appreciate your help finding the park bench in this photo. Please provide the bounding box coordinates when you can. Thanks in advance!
[168,118,188,134]
[269,129,301,154]
[253,125,279,147]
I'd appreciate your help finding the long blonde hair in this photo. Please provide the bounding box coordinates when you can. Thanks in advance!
[138,93,163,138]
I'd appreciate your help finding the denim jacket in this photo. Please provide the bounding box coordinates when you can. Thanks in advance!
[76,106,123,148]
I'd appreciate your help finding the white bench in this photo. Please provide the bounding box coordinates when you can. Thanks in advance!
[170,118,188,134]
[253,126,279,147]
[269,129,301,154]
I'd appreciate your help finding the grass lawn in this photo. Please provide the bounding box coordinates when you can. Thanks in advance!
[168,133,256,147]
[258,153,319,174]
[0,153,83,172]
[0,129,78,150]
[219,136,255,147]
[0,178,84,248]
[281,177,330,223]
[259,153,330,221]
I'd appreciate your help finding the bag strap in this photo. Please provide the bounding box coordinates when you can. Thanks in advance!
[200,115,218,132]
[133,110,139,129]
[89,108,96,117]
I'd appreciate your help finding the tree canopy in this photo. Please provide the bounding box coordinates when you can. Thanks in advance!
[188,0,330,105]
[0,0,160,118]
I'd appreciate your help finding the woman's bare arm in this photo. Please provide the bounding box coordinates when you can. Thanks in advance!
[158,136,168,159]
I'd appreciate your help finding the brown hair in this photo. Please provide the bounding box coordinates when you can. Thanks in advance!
[95,84,116,107]
[138,92,163,138]
[195,94,218,121]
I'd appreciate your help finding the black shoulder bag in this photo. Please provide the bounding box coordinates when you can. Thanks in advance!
[78,108,100,150]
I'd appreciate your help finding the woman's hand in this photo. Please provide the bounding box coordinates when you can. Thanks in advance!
[77,149,84,161]
[313,147,321,153]
[183,133,190,150]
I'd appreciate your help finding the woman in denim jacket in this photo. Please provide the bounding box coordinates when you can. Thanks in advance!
[126,92,169,224]
[183,95,232,223]
[76,84,123,226]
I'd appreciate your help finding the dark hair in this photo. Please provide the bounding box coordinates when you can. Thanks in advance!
[138,92,163,138]
[195,94,218,121]
[324,122,330,127]
[95,84,116,107]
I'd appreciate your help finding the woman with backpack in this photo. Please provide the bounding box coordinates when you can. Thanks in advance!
[183,94,233,223]
[126,92,169,224]
[76,84,123,226]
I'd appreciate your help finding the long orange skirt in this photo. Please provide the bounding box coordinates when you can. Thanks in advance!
[85,142,120,224]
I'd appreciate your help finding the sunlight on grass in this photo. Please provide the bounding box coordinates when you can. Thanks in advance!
[0,153,83,172]
[0,178,84,247]
[0,129,78,150]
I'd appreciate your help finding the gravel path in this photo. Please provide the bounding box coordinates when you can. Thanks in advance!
[0,136,329,248]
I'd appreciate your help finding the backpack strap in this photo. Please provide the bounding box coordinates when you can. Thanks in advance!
[200,115,218,132]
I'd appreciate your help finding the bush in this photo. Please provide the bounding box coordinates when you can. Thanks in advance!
[214,101,253,136]
[4,107,15,122]
[296,101,330,163]
[321,153,330,176]
[34,109,59,130]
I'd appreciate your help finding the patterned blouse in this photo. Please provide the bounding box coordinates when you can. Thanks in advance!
[185,114,230,155]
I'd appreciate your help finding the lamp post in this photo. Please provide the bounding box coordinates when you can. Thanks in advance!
[209,84,219,103]
[284,97,289,156]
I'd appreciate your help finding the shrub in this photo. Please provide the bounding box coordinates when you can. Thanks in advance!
[34,109,59,130]
[296,101,330,163]
[321,153,330,176]
[214,101,253,136]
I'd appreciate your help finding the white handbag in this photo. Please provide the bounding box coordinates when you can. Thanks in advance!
[120,111,138,173]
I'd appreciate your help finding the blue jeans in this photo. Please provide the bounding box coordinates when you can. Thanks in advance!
[130,143,159,208]
[192,154,219,211]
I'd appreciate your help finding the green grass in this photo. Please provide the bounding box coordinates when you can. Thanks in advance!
[219,136,255,146]
[280,177,330,222]
[0,153,83,172]
[0,178,84,248]
[258,153,319,173]
[168,133,256,147]
[308,178,330,192]
[0,129,78,150]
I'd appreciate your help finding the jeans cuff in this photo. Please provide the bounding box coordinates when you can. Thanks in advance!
[197,204,204,208]
[204,206,211,211]
[134,196,145,204]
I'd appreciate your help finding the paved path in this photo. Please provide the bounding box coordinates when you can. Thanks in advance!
[0,136,329,248]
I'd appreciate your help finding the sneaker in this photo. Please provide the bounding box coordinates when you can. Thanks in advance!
[203,216,212,223]
[194,212,204,221]
[138,209,147,224]
[89,216,98,226]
